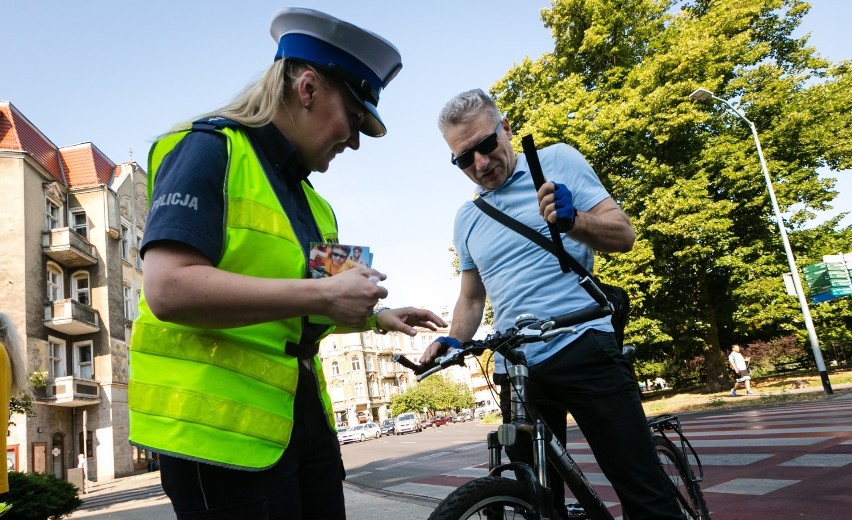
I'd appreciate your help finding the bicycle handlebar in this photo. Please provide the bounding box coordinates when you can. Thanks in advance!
[393,302,613,381]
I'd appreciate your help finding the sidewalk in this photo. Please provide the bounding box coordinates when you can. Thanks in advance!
[71,471,438,519]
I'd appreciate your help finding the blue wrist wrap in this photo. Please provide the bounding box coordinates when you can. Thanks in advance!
[436,336,462,350]
[553,182,577,231]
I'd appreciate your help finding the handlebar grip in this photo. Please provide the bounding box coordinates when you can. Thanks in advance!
[548,304,612,329]
[392,354,436,376]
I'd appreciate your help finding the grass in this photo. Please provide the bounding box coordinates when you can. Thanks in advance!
[639,368,852,418]
[478,369,852,426]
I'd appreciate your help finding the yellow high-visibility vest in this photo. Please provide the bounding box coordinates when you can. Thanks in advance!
[129,122,338,469]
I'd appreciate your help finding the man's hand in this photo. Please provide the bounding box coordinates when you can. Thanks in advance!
[538,182,576,231]
[419,336,461,365]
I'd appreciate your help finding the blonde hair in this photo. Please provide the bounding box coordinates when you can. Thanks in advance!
[0,313,29,395]
[172,59,330,131]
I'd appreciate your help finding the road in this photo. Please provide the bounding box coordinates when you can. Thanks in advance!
[342,397,852,519]
[74,395,852,519]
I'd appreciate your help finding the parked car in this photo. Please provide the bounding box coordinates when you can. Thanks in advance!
[380,419,395,436]
[424,415,451,428]
[452,411,472,423]
[338,422,381,444]
[336,426,350,444]
[394,412,422,435]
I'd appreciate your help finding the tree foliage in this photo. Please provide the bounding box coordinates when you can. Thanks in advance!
[491,0,852,390]
[389,374,475,416]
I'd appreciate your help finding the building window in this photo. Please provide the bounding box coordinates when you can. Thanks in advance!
[120,224,130,261]
[354,382,364,397]
[135,231,144,269]
[123,284,133,320]
[74,342,94,380]
[71,210,87,237]
[365,356,374,372]
[48,338,67,379]
[46,264,63,301]
[331,361,340,376]
[350,356,361,371]
[369,379,379,397]
[72,272,90,306]
[45,199,61,230]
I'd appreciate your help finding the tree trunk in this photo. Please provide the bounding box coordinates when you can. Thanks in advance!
[698,268,729,392]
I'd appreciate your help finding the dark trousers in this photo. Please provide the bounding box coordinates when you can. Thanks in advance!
[160,362,345,519]
[497,329,685,520]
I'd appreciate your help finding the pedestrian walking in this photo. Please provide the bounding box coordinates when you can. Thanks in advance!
[729,344,754,396]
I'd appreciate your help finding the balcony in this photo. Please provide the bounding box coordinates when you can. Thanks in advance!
[42,228,97,267]
[39,376,101,407]
[44,299,100,335]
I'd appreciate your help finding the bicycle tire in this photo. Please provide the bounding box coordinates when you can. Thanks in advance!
[653,435,710,520]
[427,476,538,520]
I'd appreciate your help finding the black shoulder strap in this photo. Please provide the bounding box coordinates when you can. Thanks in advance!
[472,196,593,280]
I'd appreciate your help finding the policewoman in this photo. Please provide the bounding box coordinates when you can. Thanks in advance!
[129,8,445,519]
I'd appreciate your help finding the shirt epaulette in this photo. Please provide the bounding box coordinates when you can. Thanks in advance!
[191,116,242,133]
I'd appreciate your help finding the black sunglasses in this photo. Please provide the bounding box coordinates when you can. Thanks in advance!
[450,121,502,170]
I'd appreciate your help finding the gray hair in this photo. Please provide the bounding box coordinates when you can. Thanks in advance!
[437,89,502,134]
[0,313,30,395]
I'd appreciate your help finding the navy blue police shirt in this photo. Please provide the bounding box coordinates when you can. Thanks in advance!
[140,120,333,343]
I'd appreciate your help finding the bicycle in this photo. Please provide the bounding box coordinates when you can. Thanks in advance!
[394,278,710,520]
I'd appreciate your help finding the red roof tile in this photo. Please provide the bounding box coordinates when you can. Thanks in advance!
[0,101,65,183]
[60,143,116,187]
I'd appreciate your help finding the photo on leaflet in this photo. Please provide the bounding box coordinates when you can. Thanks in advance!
[309,243,372,279]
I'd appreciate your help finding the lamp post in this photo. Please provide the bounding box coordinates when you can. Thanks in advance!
[689,88,833,395]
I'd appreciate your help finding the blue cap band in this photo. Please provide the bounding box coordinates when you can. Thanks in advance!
[275,33,382,104]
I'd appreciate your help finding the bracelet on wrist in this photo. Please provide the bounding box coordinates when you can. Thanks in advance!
[369,306,390,334]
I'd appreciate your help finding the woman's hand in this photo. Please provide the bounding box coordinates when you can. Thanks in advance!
[321,268,388,326]
[376,307,447,337]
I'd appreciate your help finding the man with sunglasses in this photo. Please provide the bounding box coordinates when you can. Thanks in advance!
[323,244,358,277]
[421,89,685,520]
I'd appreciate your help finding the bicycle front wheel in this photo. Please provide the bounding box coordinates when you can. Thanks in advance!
[427,476,538,520]
[653,435,710,520]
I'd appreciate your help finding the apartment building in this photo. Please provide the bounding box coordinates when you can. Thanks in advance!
[1,100,148,481]
[318,308,496,427]
[319,326,448,427]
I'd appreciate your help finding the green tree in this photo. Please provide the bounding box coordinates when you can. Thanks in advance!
[390,375,475,416]
[491,0,852,390]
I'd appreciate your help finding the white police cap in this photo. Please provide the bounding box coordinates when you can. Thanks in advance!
[270,7,402,137]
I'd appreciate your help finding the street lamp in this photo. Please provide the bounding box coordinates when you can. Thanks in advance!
[689,88,833,395]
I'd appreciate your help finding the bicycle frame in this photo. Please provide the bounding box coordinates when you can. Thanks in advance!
[486,355,617,520]
[393,307,708,520]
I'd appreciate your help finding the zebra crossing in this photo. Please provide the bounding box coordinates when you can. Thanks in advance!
[382,397,852,519]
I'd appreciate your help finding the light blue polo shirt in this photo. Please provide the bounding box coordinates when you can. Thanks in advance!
[453,143,613,372]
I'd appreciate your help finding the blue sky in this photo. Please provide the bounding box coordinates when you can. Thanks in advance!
[2,1,849,312]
